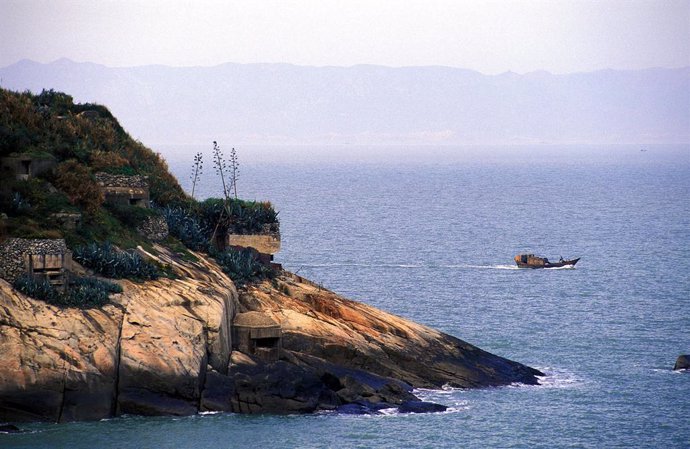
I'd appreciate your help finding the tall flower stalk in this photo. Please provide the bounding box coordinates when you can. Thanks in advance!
[189,152,203,199]
[212,141,230,203]
[229,147,240,200]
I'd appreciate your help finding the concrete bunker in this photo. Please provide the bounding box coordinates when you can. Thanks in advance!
[0,238,72,291]
[232,311,282,362]
[226,232,281,266]
[95,172,150,208]
[0,154,56,180]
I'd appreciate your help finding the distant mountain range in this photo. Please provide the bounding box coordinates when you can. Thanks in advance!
[1,58,688,145]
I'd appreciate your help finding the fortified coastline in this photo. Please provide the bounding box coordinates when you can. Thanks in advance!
[0,246,541,421]
[0,88,541,423]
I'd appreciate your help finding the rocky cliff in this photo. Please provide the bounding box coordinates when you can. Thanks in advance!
[0,244,541,422]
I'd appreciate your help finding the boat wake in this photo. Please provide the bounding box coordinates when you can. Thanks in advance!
[290,262,522,270]
[449,264,520,270]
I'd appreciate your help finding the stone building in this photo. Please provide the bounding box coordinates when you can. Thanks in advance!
[0,154,56,181]
[232,312,282,362]
[0,238,72,290]
[95,172,150,208]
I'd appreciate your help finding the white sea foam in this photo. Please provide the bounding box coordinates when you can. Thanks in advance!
[529,366,585,389]
[412,386,471,414]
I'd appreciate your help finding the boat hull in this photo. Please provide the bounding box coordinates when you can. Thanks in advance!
[515,258,580,269]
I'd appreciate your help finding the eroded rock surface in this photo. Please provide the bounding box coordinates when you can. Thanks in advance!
[0,248,541,422]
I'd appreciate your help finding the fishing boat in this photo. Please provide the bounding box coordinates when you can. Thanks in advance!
[514,254,580,268]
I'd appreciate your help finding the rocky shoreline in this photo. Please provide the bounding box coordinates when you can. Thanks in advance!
[0,245,542,423]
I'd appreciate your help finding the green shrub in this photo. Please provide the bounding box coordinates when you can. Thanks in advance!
[54,160,104,215]
[198,197,279,235]
[106,203,160,229]
[12,274,121,308]
[73,241,160,280]
[211,247,275,286]
[12,276,57,303]
[161,205,211,251]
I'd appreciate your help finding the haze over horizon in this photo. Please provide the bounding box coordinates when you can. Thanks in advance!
[1,1,688,147]
[1,0,689,75]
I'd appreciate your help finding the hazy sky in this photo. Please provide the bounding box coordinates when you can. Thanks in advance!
[1,0,688,74]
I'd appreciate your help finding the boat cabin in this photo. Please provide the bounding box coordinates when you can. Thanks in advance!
[515,254,548,268]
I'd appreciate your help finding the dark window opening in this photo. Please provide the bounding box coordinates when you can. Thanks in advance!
[254,337,280,349]
[129,198,142,206]
[21,160,31,175]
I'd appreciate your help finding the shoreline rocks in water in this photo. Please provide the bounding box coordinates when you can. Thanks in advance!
[0,245,542,423]
[673,355,689,371]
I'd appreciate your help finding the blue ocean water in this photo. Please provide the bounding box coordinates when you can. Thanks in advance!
[4,145,689,448]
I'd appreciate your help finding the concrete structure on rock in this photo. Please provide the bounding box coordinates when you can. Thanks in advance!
[0,154,56,181]
[226,230,281,266]
[95,172,150,208]
[232,311,282,362]
[0,238,72,291]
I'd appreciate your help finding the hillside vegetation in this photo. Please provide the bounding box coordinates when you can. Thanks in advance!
[0,87,280,303]
[0,87,187,245]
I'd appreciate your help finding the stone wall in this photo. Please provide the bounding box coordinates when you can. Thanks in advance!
[137,216,169,242]
[95,173,150,208]
[0,238,70,282]
[94,173,148,188]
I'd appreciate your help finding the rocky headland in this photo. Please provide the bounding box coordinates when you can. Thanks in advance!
[0,87,541,423]
[0,244,542,422]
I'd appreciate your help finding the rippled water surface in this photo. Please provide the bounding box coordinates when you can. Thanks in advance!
[4,145,689,448]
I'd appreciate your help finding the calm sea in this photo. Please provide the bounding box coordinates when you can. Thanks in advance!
[4,145,689,448]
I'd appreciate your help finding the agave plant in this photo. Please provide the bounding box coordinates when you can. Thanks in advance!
[13,274,121,308]
[211,247,275,285]
[73,241,160,280]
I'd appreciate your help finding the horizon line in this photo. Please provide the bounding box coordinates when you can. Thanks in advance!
[4,57,690,78]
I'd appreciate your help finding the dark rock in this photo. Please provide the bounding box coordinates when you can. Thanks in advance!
[200,371,235,412]
[398,400,448,414]
[117,389,197,416]
[289,351,417,406]
[674,355,690,371]
[0,424,22,433]
[0,386,63,423]
[59,371,116,422]
[335,403,379,415]
[228,352,339,414]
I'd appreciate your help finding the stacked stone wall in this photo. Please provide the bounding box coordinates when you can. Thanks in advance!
[137,216,169,242]
[0,238,69,282]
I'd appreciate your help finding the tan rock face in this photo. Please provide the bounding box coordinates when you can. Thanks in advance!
[0,245,540,422]
[239,273,542,389]
[0,246,236,422]
[0,284,122,422]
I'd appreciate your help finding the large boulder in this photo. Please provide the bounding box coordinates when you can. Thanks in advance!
[398,400,448,414]
[674,355,690,371]
[227,351,339,414]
